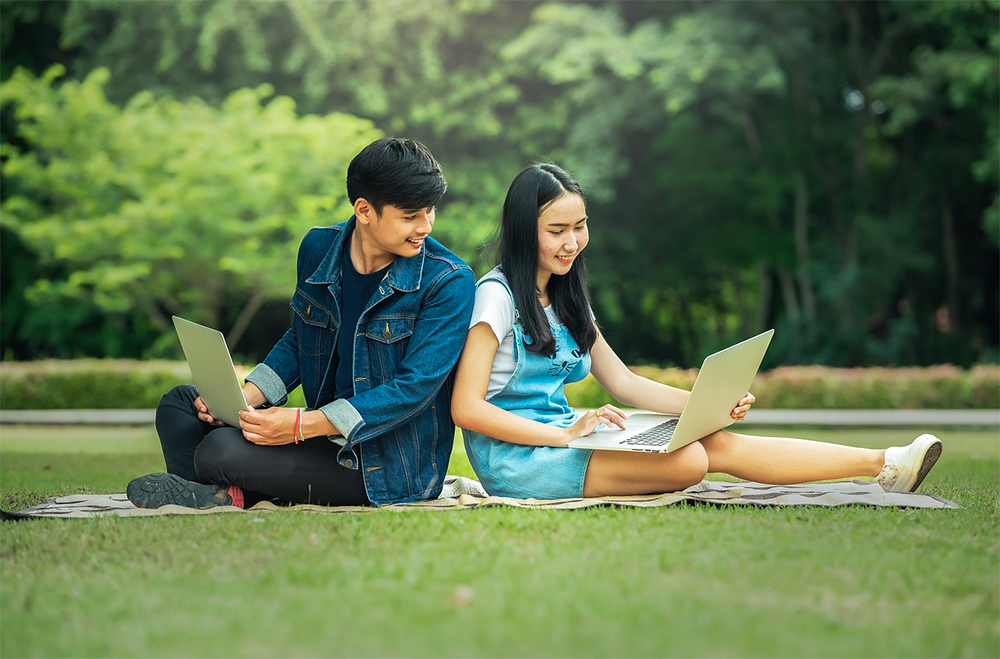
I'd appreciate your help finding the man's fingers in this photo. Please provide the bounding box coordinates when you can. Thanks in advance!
[244,431,275,445]
[239,409,265,425]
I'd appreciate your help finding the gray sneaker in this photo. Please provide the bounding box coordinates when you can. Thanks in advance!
[876,434,943,493]
[127,473,233,509]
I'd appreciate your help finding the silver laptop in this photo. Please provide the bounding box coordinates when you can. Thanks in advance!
[568,329,774,453]
[172,316,251,427]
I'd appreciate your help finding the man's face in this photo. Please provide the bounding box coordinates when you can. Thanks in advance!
[356,201,436,258]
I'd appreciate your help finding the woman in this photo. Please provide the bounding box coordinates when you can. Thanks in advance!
[451,163,942,499]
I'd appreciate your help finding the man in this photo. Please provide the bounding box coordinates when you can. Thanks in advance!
[128,138,475,508]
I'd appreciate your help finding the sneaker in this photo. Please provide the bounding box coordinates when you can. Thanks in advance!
[127,473,233,509]
[876,434,943,493]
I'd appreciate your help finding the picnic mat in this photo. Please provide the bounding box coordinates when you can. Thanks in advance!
[6,476,958,519]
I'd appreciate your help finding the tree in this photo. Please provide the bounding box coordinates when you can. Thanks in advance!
[1,65,380,358]
[495,0,999,367]
[1,0,996,366]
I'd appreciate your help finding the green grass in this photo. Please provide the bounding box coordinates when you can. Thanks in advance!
[1,425,998,658]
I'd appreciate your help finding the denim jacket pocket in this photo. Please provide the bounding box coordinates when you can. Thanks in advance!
[364,316,415,382]
[291,289,334,357]
[364,317,415,344]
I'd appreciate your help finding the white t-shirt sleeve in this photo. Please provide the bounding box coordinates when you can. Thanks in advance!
[470,280,515,342]
[469,280,518,398]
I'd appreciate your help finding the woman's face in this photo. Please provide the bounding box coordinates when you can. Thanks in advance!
[536,192,588,280]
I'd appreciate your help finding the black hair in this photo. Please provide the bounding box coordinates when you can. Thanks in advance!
[346,138,447,214]
[498,163,597,357]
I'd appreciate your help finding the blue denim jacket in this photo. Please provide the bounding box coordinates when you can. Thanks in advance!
[245,217,475,505]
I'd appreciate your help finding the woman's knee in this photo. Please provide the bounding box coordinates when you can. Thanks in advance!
[668,442,709,489]
[698,429,737,455]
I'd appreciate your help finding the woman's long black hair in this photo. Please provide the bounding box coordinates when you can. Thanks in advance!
[497,163,597,357]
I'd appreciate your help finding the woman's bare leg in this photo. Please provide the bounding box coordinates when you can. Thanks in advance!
[699,429,885,484]
[582,442,709,496]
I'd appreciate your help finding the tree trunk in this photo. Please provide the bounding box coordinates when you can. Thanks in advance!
[228,290,268,349]
[793,170,816,325]
[140,297,173,337]
[755,263,773,332]
[941,191,960,331]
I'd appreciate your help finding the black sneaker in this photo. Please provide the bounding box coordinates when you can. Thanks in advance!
[127,473,233,509]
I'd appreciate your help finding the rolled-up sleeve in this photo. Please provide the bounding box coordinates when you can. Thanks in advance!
[245,360,294,407]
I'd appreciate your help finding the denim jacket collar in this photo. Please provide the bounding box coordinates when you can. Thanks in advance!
[305,216,424,293]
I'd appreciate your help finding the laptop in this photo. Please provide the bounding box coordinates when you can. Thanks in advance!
[568,329,774,453]
[172,315,251,427]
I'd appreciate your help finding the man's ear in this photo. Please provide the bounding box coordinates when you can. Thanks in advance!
[354,198,375,225]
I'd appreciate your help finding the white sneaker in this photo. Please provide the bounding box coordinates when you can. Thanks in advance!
[876,434,943,493]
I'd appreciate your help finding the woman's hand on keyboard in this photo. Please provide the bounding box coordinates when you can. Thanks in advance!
[562,404,628,444]
[731,392,756,421]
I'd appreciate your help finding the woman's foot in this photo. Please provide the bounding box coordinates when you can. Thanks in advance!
[876,434,943,493]
[127,472,240,509]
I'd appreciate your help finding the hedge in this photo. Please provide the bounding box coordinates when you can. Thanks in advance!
[565,364,999,409]
[0,360,996,410]
[0,360,306,410]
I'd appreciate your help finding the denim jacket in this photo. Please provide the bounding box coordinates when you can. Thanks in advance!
[245,217,475,505]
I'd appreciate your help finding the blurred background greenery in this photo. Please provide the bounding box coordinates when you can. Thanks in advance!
[1,0,997,370]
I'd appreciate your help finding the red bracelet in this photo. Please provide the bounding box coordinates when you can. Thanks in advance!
[293,407,302,444]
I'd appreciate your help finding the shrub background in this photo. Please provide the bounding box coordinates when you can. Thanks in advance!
[0,360,995,411]
[565,364,999,410]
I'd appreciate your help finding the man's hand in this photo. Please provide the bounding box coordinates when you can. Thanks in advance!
[238,407,298,446]
[195,381,267,428]
[730,392,756,421]
[194,395,226,427]
[241,381,268,409]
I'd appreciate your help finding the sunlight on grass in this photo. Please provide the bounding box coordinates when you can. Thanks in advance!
[1,424,997,657]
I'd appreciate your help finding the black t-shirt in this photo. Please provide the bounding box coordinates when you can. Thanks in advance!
[335,236,390,400]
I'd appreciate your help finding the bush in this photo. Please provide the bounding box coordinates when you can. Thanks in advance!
[0,66,380,359]
[565,364,999,410]
[0,360,995,411]
[0,360,306,410]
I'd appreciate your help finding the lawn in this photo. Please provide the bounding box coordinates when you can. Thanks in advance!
[1,424,998,658]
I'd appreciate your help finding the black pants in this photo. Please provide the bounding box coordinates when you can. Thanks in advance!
[155,385,370,507]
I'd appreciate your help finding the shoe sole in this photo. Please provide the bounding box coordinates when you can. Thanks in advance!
[909,439,943,493]
[127,473,199,509]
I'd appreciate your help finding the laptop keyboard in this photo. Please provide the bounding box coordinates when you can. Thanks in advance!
[619,418,679,447]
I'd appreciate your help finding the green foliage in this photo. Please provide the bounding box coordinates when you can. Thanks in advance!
[565,364,999,410]
[0,0,997,367]
[505,0,999,368]
[1,65,381,357]
[0,359,309,409]
[0,359,192,409]
[1,360,993,411]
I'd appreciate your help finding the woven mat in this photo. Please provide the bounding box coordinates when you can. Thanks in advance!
[5,476,957,519]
